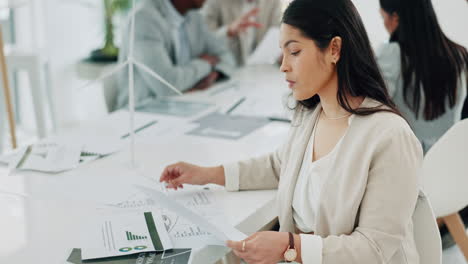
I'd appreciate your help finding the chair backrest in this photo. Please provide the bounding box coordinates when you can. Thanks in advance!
[421,119,468,217]
[412,192,442,264]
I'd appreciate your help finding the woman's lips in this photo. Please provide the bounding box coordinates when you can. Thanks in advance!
[287,80,296,89]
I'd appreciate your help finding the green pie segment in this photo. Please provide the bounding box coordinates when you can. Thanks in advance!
[119,247,132,252]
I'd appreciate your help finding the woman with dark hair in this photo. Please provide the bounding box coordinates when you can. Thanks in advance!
[159,0,423,263]
[378,0,468,152]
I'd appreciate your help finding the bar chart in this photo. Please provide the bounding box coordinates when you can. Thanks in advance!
[125,231,148,241]
[185,192,211,207]
[173,226,210,238]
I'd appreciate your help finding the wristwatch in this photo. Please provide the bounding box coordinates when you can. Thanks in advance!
[284,232,298,262]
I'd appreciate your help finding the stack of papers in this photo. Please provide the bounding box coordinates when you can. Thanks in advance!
[102,185,246,249]
[80,211,173,260]
[67,248,192,264]
[136,186,247,243]
[186,112,270,140]
[2,142,82,174]
[73,186,246,264]
[137,98,213,117]
[0,136,126,173]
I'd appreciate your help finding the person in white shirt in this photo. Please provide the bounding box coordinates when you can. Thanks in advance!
[116,0,236,109]
[158,0,424,263]
[376,0,468,152]
[201,0,282,66]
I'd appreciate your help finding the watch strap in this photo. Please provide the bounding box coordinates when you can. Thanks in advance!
[289,232,294,249]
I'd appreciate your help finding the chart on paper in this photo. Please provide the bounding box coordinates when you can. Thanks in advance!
[103,187,227,248]
[80,211,172,260]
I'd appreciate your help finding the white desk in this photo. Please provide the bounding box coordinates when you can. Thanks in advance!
[0,65,289,264]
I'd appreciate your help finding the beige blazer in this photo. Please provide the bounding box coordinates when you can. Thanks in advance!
[224,98,423,263]
[201,0,282,66]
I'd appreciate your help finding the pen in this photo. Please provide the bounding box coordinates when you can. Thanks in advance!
[121,120,158,139]
[268,116,291,123]
[15,145,32,169]
[225,97,246,114]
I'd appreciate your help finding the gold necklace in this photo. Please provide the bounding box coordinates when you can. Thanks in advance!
[322,110,352,120]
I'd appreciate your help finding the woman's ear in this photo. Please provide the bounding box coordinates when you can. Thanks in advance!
[329,36,342,64]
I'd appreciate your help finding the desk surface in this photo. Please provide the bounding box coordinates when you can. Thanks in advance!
[0,65,289,264]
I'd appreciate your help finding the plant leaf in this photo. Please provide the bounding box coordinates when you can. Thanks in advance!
[111,0,131,11]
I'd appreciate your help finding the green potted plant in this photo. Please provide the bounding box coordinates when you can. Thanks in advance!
[90,0,131,62]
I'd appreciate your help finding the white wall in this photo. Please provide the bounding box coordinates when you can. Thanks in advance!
[431,0,468,47]
[352,0,389,49]
[42,0,108,130]
[6,0,109,136]
[353,0,468,49]
[282,0,467,49]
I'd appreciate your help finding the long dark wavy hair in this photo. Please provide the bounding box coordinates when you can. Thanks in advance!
[282,0,400,116]
[380,0,468,120]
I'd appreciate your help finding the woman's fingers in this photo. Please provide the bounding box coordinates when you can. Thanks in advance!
[160,164,176,182]
[240,21,263,29]
[159,167,169,182]
[232,249,248,261]
[159,162,206,190]
[226,240,243,251]
[166,181,177,189]
[160,163,184,182]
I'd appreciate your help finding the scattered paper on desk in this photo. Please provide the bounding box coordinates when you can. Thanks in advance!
[105,186,216,210]
[81,137,124,157]
[136,185,247,245]
[226,91,292,120]
[162,187,228,248]
[247,27,281,65]
[78,155,100,165]
[6,142,82,173]
[67,248,192,264]
[137,98,213,117]
[103,186,230,249]
[80,211,173,260]
[163,209,227,248]
[187,112,270,140]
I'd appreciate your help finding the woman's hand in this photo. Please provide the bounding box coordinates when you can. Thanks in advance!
[159,162,225,190]
[227,231,289,264]
[187,72,220,92]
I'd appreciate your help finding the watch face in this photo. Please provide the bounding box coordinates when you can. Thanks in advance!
[284,249,297,262]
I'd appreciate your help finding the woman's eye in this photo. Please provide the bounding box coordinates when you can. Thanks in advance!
[291,50,301,56]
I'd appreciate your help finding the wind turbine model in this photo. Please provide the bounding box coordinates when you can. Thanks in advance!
[81,0,182,167]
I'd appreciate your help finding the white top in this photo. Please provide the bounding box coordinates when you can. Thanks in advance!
[293,112,353,232]
[292,112,353,264]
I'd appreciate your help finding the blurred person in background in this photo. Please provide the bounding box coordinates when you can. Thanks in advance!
[376,0,468,153]
[117,0,235,109]
[377,0,468,249]
[202,0,282,66]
